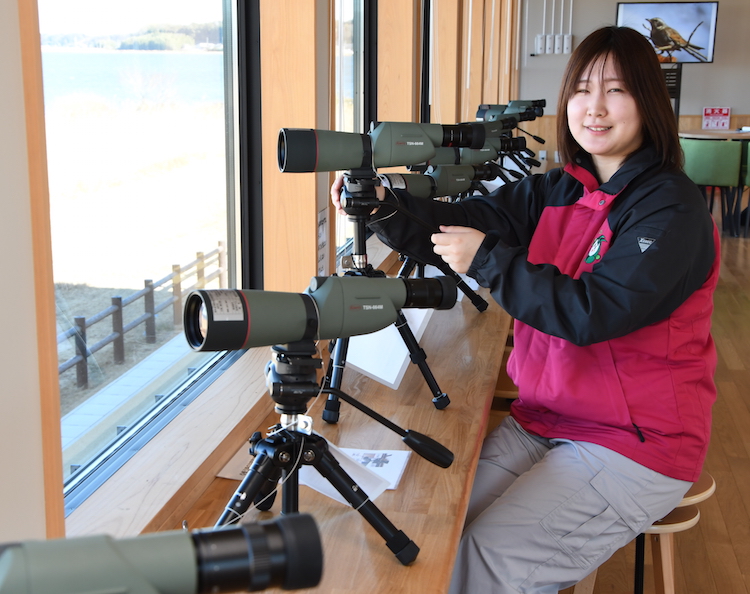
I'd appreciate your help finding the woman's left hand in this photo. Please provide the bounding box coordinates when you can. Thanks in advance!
[431,225,486,274]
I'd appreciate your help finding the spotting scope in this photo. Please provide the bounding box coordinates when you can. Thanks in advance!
[425,135,528,167]
[476,99,546,122]
[380,162,510,199]
[0,514,322,594]
[184,275,457,352]
[277,117,519,173]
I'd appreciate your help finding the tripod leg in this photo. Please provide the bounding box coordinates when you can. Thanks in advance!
[216,450,282,526]
[322,337,349,424]
[313,444,419,565]
[394,310,450,409]
[281,465,300,514]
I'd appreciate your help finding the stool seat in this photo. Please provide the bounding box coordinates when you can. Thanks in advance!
[645,504,700,534]
[569,471,715,594]
[678,471,715,506]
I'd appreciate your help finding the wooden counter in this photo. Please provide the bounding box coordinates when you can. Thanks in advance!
[179,289,511,594]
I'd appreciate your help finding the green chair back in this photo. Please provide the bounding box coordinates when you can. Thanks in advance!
[681,138,742,187]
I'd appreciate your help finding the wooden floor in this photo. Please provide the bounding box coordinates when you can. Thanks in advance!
[545,232,750,594]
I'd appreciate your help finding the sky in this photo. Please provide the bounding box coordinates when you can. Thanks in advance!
[37,0,222,36]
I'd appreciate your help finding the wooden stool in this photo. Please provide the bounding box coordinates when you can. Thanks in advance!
[570,471,715,594]
[492,320,517,409]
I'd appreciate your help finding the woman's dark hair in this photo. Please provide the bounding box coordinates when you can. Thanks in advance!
[556,26,682,171]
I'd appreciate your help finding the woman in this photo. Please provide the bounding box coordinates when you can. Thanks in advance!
[332,26,720,593]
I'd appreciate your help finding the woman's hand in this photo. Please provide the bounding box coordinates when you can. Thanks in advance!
[330,175,347,215]
[431,225,486,274]
[330,174,385,216]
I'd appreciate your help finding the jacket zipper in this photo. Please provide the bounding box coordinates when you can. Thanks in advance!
[632,423,646,443]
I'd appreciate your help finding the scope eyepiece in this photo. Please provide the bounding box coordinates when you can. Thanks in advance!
[192,514,322,592]
[402,277,457,311]
[487,135,527,152]
[440,122,486,150]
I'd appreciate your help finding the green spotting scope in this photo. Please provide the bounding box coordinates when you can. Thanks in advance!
[277,117,518,173]
[184,275,457,352]
[475,99,546,121]
[424,135,527,167]
[380,162,509,200]
[0,514,322,594]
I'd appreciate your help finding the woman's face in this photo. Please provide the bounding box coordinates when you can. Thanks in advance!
[566,55,643,182]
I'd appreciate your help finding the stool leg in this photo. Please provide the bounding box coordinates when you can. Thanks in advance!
[571,568,597,594]
[651,533,676,594]
[634,533,645,594]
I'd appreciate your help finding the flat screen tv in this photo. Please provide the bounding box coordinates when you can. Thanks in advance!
[616,2,718,63]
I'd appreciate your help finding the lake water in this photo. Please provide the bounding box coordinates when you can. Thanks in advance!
[41,49,225,105]
[42,49,228,289]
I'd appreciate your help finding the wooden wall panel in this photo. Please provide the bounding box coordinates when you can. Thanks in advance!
[460,0,486,121]
[260,1,327,291]
[431,0,462,125]
[498,0,520,103]
[377,0,421,122]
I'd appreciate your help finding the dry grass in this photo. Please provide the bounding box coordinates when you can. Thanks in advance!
[56,282,181,415]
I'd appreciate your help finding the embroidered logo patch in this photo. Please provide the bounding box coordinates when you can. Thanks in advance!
[637,237,655,253]
[585,235,607,263]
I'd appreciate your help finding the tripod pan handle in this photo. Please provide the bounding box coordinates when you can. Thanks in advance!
[402,430,454,468]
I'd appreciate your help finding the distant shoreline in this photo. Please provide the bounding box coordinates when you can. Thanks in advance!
[41,46,223,54]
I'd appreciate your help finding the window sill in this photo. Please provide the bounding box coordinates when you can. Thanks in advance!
[65,345,273,538]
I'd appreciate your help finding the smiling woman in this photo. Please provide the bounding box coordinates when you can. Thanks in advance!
[565,57,643,182]
[349,25,720,594]
[555,25,683,179]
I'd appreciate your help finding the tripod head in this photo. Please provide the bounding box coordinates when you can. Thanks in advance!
[264,339,453,468]
[265,341,322,431]
[339,168,382,272]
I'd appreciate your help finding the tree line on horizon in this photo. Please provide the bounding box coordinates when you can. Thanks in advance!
[42,22,222,51]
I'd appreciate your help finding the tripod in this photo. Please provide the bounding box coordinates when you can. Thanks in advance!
[323,169,452,423]
[216,340,453,565]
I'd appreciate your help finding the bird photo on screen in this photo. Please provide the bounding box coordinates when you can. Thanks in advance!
[645,17,709,62]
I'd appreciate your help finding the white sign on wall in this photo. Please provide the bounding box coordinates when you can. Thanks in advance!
[702,107,731,130]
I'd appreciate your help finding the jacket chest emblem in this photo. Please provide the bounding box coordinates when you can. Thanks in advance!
[585,235,607,263]
[638,236,656,253]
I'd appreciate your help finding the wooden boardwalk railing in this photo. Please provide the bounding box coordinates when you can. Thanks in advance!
[57,241,227,387]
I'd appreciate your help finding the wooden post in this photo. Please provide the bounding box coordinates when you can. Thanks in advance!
[172,265,182,326]
[144,279,156,344]
[74,316,88,388]
[196,251,205,288]
[112,296,124,364]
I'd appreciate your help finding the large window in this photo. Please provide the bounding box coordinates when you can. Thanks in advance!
[37,0,237,510]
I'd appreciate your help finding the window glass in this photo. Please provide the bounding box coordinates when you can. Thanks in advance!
[37,0,233,497]
[333,0,363,261]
